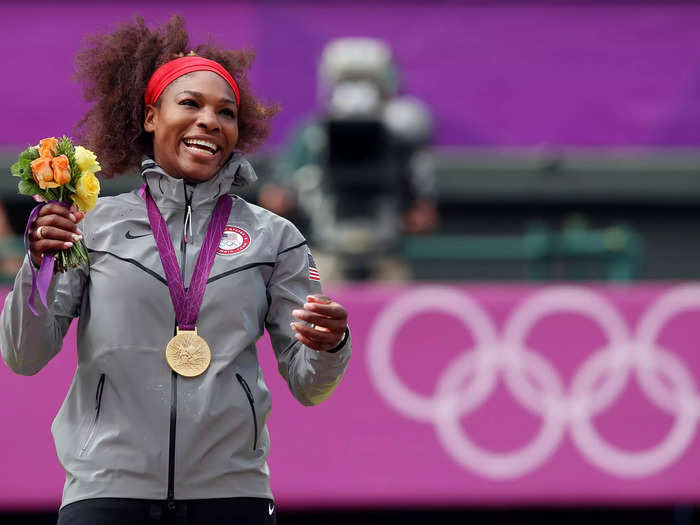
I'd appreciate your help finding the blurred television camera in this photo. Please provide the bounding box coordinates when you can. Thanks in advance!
[260,38,437,281]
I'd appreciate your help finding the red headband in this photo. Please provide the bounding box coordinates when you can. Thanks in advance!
[144,56,241,108]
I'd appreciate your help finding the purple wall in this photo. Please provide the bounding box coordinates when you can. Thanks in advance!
[4,2,700,149]
[2,283,700,509]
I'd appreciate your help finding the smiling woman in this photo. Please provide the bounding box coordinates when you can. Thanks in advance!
[75,15,277,178]
[144,71,241,183]
[0,14,351,525]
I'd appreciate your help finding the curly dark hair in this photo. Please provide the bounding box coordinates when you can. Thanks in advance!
[74,15,279,177]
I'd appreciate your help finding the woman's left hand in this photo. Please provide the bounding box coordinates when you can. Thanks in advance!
[291,294,348,352]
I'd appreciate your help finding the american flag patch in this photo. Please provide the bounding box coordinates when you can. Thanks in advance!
[308,251,321,282]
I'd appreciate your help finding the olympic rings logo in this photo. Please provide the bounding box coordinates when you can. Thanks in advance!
[366,285,700,480]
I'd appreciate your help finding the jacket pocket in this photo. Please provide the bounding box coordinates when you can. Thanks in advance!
[80,373,105,456]
[236,373,258,451]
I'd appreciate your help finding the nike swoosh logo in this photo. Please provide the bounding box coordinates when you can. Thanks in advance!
[268,503,274,515]
[125,230,151,239]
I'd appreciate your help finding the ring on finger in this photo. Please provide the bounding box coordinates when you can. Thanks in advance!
[36,225,45,239]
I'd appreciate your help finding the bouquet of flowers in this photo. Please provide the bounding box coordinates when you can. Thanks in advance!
[11,136,101,272]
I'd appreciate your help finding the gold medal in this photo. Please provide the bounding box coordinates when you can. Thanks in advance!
[165,327,211,377]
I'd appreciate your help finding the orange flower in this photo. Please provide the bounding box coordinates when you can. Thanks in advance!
[51,155,72,186]
[30,157,60,189]
[38,137,58,158]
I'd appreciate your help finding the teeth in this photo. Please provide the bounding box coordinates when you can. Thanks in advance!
[184,139,218,154]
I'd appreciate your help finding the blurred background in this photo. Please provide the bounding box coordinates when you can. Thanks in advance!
[2,1,700,524]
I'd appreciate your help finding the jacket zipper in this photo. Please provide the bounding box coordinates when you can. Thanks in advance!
[166,184,194,507]
[80,373,105,456]
[236,373,258,450]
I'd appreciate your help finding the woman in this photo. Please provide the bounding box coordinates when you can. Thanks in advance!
[0,16,350,525]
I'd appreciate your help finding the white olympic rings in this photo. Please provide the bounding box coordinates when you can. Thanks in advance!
[367,285,700,480]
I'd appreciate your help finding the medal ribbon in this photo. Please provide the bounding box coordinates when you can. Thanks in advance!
[24,200,69,316]
[146,189,232,330]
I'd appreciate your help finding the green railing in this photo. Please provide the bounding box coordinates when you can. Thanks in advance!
[402,222,643,281]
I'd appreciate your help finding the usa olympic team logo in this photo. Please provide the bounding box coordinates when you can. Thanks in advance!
[217,226,251,255]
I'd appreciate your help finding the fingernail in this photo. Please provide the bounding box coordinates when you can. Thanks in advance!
[304,303,313,310]
[69,213,76,222]
[76,228,83,235]
[72,234,83,242]
[290,322,297,330]
[292,309,303,318]
[64,242,74,248]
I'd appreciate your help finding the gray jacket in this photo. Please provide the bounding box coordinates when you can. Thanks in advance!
[0,156,351,507]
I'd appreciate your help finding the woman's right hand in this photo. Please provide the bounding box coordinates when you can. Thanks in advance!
[28,204,85,267]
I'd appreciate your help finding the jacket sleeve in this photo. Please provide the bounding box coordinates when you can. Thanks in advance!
[0,256,87,375]
[265,228,351,406]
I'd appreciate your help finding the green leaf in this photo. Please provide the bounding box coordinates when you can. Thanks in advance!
[65,183,76,193]
[18,178,41,196]
[18,146,39,164]
[12,146,39,182]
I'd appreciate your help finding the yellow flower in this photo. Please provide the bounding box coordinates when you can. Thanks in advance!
[72,171,100,212]
[74,146,101,174]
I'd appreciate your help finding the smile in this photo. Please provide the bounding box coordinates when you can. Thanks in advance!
[182,138,219,156]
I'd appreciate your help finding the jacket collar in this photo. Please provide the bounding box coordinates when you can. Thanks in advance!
[140,154,257,210]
